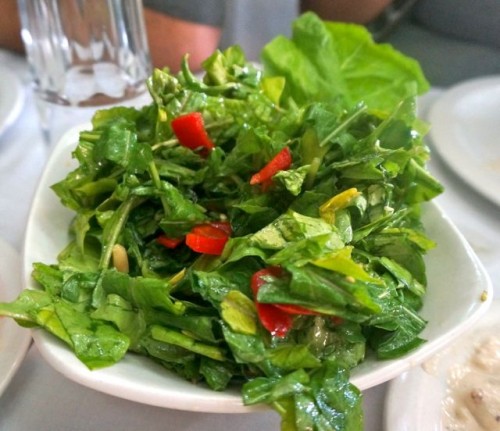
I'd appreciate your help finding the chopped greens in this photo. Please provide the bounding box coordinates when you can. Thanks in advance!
[0,13,443,431]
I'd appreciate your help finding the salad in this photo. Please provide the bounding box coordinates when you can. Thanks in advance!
[1,13,443,431]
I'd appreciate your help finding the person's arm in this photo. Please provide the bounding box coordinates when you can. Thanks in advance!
[142,0,224,71]
[144,9,221,72]
[300,0,392,24]
[0,0,222,72]
[0,0,23,53]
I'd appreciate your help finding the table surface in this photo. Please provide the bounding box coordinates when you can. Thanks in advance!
[0,49,498,431]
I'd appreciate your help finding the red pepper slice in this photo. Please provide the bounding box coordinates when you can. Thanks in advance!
[274,303,319,315]
[331,316,344,325]
[250,266,284,296]
[251,266,323,337]
[250,147,292,185]
[250,267,293,337]
[255,302,293,338]
[171,112,215,154]
[157,235,183,249]
[185,222,231,255]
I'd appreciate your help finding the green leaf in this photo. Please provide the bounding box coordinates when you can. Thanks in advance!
[60,303,130,368]
[262,13,429,113]
[199,357,235,391]
[243,362,363,431]
[91,293,146,349]
[93,118,153,173]
[158,181,207,236]
[100,270,185,315]
[0,289,53,327]
[312,246,380,283]
[150,325,226,361]
[267,344,321,370]
[221,290,257,335]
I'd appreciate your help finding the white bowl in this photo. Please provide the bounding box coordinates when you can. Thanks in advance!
[0,236,31,396]
[22,125,493,412]
[385,300,500,430]
[428,76,500,207]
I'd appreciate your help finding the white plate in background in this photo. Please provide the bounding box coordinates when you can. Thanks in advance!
[428,76,500,207]
[21,125,493,412]
[385,300,500,431]
[0,64,24,138]
[0,237,31,396]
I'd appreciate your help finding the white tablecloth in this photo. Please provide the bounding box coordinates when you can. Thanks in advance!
[0,49,498,430]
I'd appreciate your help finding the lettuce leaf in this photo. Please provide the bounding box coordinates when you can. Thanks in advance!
[262,12,429,112]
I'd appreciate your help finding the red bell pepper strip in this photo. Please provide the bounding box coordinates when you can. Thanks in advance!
[273,303,319,315]
[157,235,183,249]
[251,266,325,337]
[250,266,284,296]
[250,146,292,185]
[171,112,215,154]
[185,221,231,255]
[331,316,344,325]
[250,267,293,337]
[254,302,293,338]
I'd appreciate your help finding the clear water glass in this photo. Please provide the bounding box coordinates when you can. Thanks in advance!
[17,0,152,147]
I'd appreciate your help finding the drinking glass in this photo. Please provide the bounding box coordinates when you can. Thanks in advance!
[17,0,152,147]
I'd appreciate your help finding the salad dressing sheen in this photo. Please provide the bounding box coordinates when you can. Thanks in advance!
[443,335,500,430]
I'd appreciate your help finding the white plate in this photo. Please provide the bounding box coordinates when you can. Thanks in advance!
[428,76,500,207]
[22,125,493,412]
[385,300,500,431]
[0,237,31,396]
[0,64,24,137]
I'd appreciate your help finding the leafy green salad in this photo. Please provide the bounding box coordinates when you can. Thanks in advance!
[1,13,444,431]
